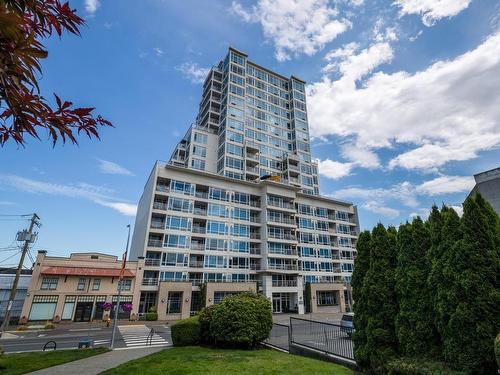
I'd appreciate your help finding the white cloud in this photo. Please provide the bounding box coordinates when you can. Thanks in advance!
[0,175,137,217]
[85,0,100,14]
[97,159,134,176]
[317,159,353,180]
[336,181,419,208]
[363,201,400,218]
[394,0,472,27]
[176,62,210,84]
[341,143,381,169]
[230,0,351,61]
[307,30,500,172]
[153,48,164,57]
[415,175,475,195]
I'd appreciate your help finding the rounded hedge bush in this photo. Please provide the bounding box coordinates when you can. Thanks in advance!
[210,292,272,348]
[146,306,158,321]
[171,316,200,346]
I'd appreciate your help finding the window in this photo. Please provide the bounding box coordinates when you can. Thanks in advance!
[164,235,189,248]
[232,192,249,205]
[166,216,191,231]
[206,238,226,251]
[41,277,58,290]
[317,291,338,306]
[118,279,132,291]
[231,241,249,253]
[318,248,331,258]
[337,224,351,234]
[232,207,249,221]
[208,203,228,218]
[319,262,333,272]
[160,271,185,281]
[207,221,228,235]
[231,224,249,237]
[227,131,243,143]
[298,218,314,229]
[342,263,354,273]
[228,107,244,119]
[213,291,242,304]
[192,145,206,157]
[194,132,208,144]
[167,291,182,314]
[226,156,243,170]
[316,221,329,231]
[302,261,317,271]
[300,247,315,257]
[162,252,188,267]
[204,255,227,268]
[77,278,86,291]
[336,211,350,221]
[170,180,194,195]
[228,118,244,131]
[231,53,245,65]
[209,187,228,201]
[299,232,315,244]
[92,278,101,290]
[226,143,243,157]
[317,234,331,245]
[168,197,193,213]
[298,204,313,215]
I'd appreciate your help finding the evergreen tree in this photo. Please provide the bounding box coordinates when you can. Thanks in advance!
[395,217,437,357]
[444,194,500,373]
[352,230,371,368]
[434,207,462,351]
[364,223,398,372]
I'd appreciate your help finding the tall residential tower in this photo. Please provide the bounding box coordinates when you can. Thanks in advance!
[131,48,359,320]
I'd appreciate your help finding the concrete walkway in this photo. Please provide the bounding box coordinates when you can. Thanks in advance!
[27,346,169,375]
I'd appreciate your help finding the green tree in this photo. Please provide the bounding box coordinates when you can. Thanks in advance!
[434,207,462,351]
[352,230,371,368]
[395,218,437,357]
[364,223,398,372]
[444,194,500,373]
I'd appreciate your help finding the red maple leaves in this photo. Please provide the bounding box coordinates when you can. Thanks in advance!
[0,0,113,146]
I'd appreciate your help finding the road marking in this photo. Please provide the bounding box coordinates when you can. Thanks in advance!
[118,325,169,348]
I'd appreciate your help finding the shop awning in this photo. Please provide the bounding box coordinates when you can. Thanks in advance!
[41,266,135,277]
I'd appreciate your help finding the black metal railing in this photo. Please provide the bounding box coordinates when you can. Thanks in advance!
[289,317,354,360]
[263,323,289,352]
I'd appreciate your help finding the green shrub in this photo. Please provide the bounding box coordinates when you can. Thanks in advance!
[386,358,467,375]
[198,305,215,344]
[44,323,56,329]
[495,333,500,369]
[210,292,272,348]
[171,316,200,346]
[146,306,158,321]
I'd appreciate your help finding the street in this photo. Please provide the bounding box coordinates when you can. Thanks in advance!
[0,323,172,353]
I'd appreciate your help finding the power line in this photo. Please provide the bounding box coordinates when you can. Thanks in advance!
[0,214,33,217]
[0,251,21,265]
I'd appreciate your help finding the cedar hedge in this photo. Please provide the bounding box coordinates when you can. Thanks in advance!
[171,316,200,346]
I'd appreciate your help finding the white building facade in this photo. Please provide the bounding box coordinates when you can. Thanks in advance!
[131,48,359,319]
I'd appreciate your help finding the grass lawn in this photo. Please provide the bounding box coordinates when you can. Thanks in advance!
[0,347,109,375]
[101,346,354,375]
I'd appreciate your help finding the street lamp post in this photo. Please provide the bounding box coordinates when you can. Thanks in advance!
[110,224,131,349]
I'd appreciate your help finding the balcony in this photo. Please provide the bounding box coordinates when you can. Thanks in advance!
[192,226,206,234]
[156,185,169,193]
[153,202,168,210]
[150,221,165,229]
[250,263,261,270]
[190,243,205,251]
[145,259,161,267]
[269,249,298,256]
[267,200,294,210]
[246,153,259,162]
[268,233,296,241]
[250,247,261,255]
[142,278,159,286]
[147,239,163,248]
[250,216,260,223]
[194,207,207,216]
[246,166,259,175]
[250,200,261,208]
[189,261,204,268]
[250,232,261,239]
[195,191,208,199]
[268,217,295,225]
[272,280,297,287]
[268,264,298,271]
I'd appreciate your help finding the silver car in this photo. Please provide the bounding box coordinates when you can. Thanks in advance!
[340,312,354,337]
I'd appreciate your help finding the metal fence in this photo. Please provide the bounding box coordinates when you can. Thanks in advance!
[289,317,354,360]
[263,323,290,351]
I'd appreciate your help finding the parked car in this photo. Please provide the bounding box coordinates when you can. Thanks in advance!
[340,312,354,337]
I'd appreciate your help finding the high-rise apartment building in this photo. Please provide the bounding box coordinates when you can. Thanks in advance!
[130,48,359,319]
[169,47,319,196]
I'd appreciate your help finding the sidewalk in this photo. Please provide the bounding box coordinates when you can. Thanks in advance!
[27,346,168,375]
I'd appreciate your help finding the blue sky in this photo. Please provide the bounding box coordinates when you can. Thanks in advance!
[1,0,499,263]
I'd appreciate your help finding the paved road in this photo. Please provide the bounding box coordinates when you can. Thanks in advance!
[0,323,171,353]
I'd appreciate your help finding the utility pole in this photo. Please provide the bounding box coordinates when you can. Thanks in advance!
[110,224,131,349]
[0,213,40,337]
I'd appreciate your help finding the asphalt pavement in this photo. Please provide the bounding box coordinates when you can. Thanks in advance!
[0,323,171,353]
